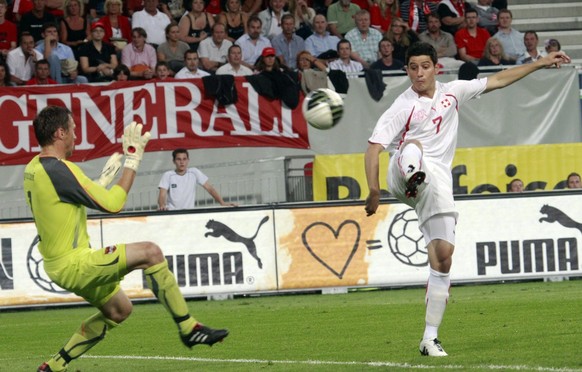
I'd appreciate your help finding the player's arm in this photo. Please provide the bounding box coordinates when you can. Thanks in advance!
[364,142,384,216]
[158,188,168,210]
[484,51,571,93]
[202,181,238,207]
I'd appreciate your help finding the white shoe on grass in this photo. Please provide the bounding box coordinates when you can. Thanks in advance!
[419,338,448,357]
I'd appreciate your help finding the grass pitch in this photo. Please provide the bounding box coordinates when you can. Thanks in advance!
[1,280,581,371]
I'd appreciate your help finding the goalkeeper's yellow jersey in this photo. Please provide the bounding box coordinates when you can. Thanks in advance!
[23,155,127,260]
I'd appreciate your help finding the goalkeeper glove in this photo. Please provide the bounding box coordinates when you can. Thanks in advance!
[96,152,122,187]
[122,121,151,172]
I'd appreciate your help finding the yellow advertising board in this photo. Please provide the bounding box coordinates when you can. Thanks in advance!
[313,143,582,201]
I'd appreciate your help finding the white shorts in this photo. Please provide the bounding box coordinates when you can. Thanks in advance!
[388,153,458,227]
[420,213,457,246]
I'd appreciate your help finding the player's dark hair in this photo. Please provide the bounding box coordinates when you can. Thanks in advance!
[405,42,438,66]
[172,148,189,160]
[33,106,72,147]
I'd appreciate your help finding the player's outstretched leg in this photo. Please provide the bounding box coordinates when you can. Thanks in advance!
[398,142,425,198]
[420,268,450,357]
[38,312,119,371]
[144,259,229,347]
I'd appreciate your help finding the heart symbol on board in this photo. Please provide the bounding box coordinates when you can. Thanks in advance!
[301,220,360,279]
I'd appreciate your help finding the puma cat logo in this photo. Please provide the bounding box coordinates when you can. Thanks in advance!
[204,216,270,269]
[539,204,582,235]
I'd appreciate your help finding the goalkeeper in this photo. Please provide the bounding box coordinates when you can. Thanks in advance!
[24,106,229,372]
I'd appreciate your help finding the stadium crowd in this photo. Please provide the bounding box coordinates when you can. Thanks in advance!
[0,0,564,87]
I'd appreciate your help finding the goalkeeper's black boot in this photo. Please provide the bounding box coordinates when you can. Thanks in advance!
[181,323,229,348]
[405,171,425,198]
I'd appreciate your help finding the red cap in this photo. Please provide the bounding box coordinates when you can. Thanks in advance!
[261,47,276,57]
[91,22,105,31]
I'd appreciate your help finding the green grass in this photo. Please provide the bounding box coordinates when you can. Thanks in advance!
[1,280,582,371]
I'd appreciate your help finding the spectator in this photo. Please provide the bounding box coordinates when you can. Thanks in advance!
[287,0,316,39]
[385,17,419,63]
[121,27,157,80]
[369,37,404,71]
[161,0,186,22]
[271,14,305,69]
[454,8,489,64]
[179,0,215,51]
[205,0,222,18]
[400,0,437,34]
[19,0,57,42]
[567,172,581,189]
[437,0,467,36]
[88,0,106,21]
[493,9,525,63]
[327,0,361,38]
[132,0,172,48]
[216,44,253,75]
[26,58,57,85]
[0,0,17,61]
[305,14,341,59]
[345,9,382,68]
[0,60,12,86]
[516,31,545,65]
[155,60,174,80]
[369,0,399,34]
[418,12,461,70]
[97,0,132,51]
[175,49,210,78]
[474,0,498,36]
[78,22,118,82]
[217,0,249,43]
[258,0,288,40]
[6,32,43,85]
[508,178,524,193]
[198,22,232,73]
[157,22,190,75]
[296,49,330,93]
[241,0,262,16]
[113,63,130,80]
[328,38,363,75]
[235,15,271,69]
[478,37,511,68]
[59,0,90,59]
[36,22,79,84]
[158,148,237,210]
[60,58,88,84]
[545,38,561,54]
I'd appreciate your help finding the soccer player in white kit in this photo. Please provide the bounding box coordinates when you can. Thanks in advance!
[364,42,570,357]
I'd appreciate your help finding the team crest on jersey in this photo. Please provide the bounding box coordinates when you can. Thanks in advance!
[104,245,117,255]
[412,110,428,122]
[440,98,452,108]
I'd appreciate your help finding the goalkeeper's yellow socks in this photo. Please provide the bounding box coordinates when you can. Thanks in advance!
[46,312,118,371]
[144,259,197,335]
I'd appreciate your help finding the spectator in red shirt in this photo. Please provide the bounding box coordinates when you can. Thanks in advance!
[454,8,489,63]
[0,0,17,60]
[26,58,58,84]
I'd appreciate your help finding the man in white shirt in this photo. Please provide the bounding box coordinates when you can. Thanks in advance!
[158,148,237,210]
[365,41,570,358]
[131,0,172,47]
[6,31,43,85]
[328,39,363,76]
[175,50,210,79]
[516,30,546,65]
[216,44,253,76]
[198,23,232,73]
[235,15,271,69]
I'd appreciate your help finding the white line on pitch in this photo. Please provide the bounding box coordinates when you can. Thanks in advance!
[82,355,582,371]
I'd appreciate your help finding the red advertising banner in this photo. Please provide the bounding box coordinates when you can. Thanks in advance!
[0,78,310,165]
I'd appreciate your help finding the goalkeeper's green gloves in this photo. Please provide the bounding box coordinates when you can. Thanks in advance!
[96,152,122,187]
[122,121,151,172]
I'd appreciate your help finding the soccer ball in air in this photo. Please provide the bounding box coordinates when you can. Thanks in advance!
[387,209,428,267]
[302,88,344,130]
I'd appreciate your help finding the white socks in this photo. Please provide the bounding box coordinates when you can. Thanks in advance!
[399,144,422,180]
[423,268,450,340]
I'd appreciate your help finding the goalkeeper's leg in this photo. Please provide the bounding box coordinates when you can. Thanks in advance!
[129,242,229,347]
